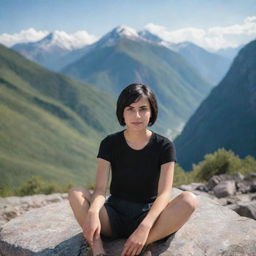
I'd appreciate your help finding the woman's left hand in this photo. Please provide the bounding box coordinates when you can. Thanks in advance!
[121,224,150,256]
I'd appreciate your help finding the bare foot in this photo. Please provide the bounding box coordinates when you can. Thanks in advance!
[139,244,153,256]
[91,237,106,256]
[142,250,152,256]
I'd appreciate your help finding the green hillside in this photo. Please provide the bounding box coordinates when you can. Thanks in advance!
[0,44,119,189]
[174,39,256,171]
[62,37,212,137]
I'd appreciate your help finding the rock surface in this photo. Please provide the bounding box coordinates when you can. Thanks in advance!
[1,188,256,256]
[0,201,86,256]
[0,193,68,227]
[179,172,256,220]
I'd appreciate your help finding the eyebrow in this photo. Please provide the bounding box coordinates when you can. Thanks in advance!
[127,105,149,108]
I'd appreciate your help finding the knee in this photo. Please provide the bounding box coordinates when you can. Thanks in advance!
[68,185,91,202]
[180,191,198,212]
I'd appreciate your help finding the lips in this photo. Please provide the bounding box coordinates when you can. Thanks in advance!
[131,122,142,125]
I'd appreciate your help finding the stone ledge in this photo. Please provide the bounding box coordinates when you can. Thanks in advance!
[0,189,256,255]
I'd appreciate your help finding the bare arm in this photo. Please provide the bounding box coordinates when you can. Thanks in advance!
[140,161,175,229]
[89,158,111,214]
[83,158,110,245]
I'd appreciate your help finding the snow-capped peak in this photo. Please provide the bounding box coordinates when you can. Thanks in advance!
[138,29,163,43]
[95,25,142,47]
[113,25,139,38]
[36,30,97,51]
[138,29,177,49]
[175,41,195,50]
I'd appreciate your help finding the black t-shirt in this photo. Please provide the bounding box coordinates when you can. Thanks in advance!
[97,129,177,203]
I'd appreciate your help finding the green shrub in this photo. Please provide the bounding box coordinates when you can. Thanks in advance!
[18,176,46,196]
[41,183,62,194]
[240,156,256,174]
[16,176,77,196]
[0,184,14,197]
[61,183,75,193]
[173,164,190,187]
[190,148,243,181]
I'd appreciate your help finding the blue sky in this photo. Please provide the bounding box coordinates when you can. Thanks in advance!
[1,0,256,50]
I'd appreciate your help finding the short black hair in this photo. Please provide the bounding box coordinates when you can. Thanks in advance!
[116,83,158,126]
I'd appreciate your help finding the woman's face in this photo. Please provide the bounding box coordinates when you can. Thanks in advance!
[123,96,151,130]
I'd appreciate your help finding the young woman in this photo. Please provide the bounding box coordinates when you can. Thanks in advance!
[68,83,198,256]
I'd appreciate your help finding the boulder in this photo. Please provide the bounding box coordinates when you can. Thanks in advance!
[236,181,251,193]
[207,173,244,191]
[0,188,256,256]
[232,201,256,220]
[207,174,232,190]
[250,184,256,193]
[244,173,256,183]
[178,183,204,191]
[213,180,236,198]
[0,201,85,256]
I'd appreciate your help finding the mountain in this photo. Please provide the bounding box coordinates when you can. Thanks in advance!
[138,30,163,44]
[93,25,141,47]
[174,39,256,171]
[215,45,243,60]
[172,42,232,85]
[11,27,235,86]
[0,44,118,189]
[11,31,93,71]
[139,30,232,86]
[61,25,212,137]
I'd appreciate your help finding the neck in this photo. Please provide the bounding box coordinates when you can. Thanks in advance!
[124,129,152,142]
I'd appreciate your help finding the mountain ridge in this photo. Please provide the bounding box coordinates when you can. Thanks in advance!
[62,36,212,137]
[174,39,256,171]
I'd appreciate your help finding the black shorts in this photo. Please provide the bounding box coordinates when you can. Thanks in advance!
[102,195,154,240]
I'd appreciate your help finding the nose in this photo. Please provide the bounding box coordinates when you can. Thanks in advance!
[135,110,141,118]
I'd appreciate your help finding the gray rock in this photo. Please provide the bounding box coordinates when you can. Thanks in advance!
[207,174,232,190]
[250,184,256,193]
[1,189,256,255]
[0,193,67,225]
[207,173,244,191]
[244,173,256,183]
[0,201,86,256]
[236,181,251,193]
[226,203,240,211]
[178,183,204,191]
[213,180,236,198]
[233,172,245,180]
[233,201,256,220]
[195,184,209,192]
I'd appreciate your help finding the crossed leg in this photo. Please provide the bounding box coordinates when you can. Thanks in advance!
[68,186,198,255]
[145,191,198,245]
[67,186,112,255]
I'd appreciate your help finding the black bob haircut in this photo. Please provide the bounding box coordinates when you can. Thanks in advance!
[116,83,158,126]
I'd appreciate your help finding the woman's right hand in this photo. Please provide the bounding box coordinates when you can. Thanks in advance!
[82,211,101,246]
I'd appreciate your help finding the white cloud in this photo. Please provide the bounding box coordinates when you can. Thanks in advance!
[41,30,98,50]
[0,28,49,47]
[0,28,98,48]
[64,30,98,48]
[144,16,256,50]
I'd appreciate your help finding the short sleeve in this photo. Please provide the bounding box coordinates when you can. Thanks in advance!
[159,139,177,165]
[97,136,112,162]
